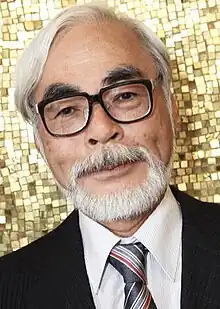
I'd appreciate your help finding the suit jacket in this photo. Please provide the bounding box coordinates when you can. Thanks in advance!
[0,187,220,309]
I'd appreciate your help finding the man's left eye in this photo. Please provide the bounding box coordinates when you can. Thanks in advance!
[117,92,136,101]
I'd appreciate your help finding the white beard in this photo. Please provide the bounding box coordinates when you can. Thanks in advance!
[67,144,172,222]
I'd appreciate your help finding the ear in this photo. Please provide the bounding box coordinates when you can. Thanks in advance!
[34,133,41,152]
[34,131,45,157]
[34,132,48,164]
[170,93,180,132]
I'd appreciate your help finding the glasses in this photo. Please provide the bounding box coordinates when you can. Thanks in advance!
[35,79,157,137]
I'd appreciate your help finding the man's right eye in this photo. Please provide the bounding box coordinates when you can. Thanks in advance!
[56,106,75,118]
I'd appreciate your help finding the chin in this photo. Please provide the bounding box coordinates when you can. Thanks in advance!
[67,163,169,223]
[67,144,171,222]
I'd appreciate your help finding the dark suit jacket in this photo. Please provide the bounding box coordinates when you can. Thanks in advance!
[0,187,220,309]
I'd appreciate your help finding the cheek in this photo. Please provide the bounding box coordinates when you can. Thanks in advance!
[122,110,173,163]
[41,137,82,188]
[46,140,78,164]
[37,124,80,174]
[122,118,159,145]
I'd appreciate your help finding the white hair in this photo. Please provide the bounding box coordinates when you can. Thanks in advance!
[14,4,172,124]
[67,144,171,222]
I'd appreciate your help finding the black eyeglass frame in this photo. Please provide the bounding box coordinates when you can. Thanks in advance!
[35,79,157,137]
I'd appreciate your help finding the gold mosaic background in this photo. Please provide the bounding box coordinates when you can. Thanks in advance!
[0,0,220,256]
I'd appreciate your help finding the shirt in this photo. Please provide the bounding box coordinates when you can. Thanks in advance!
[79,187,182,309]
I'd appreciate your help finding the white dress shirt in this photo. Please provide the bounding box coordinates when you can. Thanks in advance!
[79,187,182,309]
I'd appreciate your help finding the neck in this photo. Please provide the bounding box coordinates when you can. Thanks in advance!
[102,211,152,237]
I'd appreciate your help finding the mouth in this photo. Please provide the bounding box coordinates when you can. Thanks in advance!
[96,162,133,172]
[78,160,144,180]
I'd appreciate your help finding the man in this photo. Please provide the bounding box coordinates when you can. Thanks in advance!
[0,4,220,309]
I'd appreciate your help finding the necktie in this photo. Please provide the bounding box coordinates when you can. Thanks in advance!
[109,243,157,309]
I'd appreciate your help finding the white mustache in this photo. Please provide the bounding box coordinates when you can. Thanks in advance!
[70,144,152,179]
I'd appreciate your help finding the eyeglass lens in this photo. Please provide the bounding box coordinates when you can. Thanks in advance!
[43,83,151,135]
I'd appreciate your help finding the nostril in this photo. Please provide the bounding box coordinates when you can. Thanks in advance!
[112,132,119,140]
[89,138,98,145]
[89,132,119,146]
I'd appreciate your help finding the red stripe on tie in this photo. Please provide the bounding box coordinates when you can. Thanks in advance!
[110,251,145,281]
[143,293,152,309]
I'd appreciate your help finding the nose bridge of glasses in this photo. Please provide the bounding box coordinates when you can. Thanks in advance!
[87,92,109,118]
[88,93,102,106]
[87,92,114,124]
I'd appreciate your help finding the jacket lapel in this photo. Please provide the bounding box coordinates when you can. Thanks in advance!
[25,188,220,309]
[172,188,220,309]
[26,210,96,309]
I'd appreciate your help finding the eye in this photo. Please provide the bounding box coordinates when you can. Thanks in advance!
[56,106,76,118]
[115,92,137,101]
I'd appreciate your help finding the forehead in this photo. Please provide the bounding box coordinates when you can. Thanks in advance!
[36,20,157,97]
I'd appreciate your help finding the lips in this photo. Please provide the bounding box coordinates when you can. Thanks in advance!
[78,160,142,179]
[97,162,129,172]
[89,162,129,175]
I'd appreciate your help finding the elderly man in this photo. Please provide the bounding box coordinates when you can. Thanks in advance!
[0,4,220,309]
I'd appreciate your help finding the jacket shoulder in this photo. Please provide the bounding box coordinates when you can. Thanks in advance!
[0,209,79,270]
[171,185,220,215]
[0,229,51,308]
[0,210,80,308]
[171,186,220,249]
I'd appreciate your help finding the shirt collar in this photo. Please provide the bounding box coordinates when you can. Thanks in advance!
[134,186,182,281]
[79,211,120,294]
[79,186,182,293]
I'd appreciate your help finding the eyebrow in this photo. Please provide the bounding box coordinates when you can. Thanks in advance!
[40,65,145,103]
[41,83,81,103]
[101,65,144,86]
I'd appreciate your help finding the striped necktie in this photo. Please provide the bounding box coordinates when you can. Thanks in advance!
[109,242,157,309]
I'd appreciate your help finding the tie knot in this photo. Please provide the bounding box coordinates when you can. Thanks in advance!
[109,242,147,283]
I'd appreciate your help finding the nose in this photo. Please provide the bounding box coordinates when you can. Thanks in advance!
[85,104,124,147]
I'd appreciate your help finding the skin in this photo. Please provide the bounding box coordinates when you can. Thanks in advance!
[34,20,178,236]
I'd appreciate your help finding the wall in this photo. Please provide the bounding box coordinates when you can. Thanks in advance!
[0,0,219,256]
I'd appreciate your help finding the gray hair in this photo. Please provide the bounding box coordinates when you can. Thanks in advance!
[14,4,172,124]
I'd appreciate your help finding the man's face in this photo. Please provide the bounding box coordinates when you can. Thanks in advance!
[35,20,176,198]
